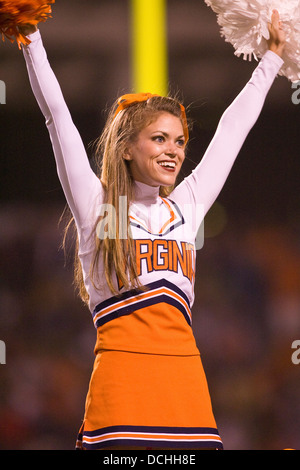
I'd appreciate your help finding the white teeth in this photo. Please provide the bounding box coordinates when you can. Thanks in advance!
[158,161,176,168]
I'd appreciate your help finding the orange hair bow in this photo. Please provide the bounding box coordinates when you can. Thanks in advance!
[114,93,189,143]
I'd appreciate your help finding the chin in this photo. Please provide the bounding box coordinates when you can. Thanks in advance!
[160,176,177,187]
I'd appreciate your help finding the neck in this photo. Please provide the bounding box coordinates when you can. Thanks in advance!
[133,180,160,204]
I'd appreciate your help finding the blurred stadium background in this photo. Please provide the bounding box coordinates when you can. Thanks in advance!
[0,0,300,450]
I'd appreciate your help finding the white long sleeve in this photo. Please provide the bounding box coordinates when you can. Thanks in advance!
[171,50,284,219]
[22,30,103,230]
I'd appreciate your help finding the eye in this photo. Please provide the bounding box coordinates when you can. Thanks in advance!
[152,135,165,143]
[177,139,185,147]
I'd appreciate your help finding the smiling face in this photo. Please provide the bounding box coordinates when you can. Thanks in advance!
[124,112,186,188]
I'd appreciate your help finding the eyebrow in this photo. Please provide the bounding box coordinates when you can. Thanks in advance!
[152,131,185,140]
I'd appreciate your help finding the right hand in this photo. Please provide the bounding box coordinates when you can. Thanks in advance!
[18,24,38,36]
[267,10,286,58]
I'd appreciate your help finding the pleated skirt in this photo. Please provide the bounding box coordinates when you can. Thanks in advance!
[76,350,223,450]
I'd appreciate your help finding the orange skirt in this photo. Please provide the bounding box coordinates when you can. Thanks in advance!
[76,350,223,450]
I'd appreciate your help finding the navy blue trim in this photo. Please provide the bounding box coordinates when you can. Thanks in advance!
[93,279,191,329]
[84,425,221,436]
[94,279,190,314]
[129,198,185,237]
[77,425,223,450]
[130,219,184,237]
[83,439,223,450]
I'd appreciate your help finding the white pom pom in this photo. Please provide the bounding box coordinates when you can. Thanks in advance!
[204,0,300,82]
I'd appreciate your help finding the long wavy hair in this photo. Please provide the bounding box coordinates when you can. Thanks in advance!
[63,95,189,305]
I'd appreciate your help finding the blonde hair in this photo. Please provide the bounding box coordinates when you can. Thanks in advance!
[64,95,189,305]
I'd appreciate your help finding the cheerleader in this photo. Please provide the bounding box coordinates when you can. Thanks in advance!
[16,11,285,450]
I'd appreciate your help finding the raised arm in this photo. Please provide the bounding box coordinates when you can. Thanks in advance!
[20,25,102,229]
[171,11,285,219]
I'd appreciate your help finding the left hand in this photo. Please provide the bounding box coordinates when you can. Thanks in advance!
[18,23,38,37]
[267,10,286,57]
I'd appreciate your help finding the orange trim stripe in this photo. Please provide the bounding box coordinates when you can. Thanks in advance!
[93,285,192,327]
[129,198,179,236]
[159,198,176,234]
[83,432,223,444]
[78,429,224,450]
[129,215,148,231]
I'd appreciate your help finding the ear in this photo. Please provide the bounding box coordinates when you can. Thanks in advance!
[123,147,133,161]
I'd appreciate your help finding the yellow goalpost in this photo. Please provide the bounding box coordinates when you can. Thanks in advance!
[131,0,168,96]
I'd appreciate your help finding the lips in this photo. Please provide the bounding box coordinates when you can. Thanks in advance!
[157,161,176,170]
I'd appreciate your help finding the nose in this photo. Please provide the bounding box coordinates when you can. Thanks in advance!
[165,144,177,158]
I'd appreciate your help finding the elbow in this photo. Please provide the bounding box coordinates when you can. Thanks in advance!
[219,108,258,136]
[45,102,72,130]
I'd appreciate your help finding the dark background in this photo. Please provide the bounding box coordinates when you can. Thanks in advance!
[0,0,299,450]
